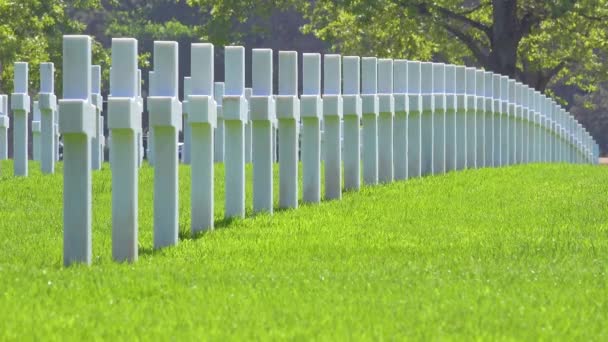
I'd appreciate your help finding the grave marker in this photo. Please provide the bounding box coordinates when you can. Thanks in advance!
[492,74,502,166]
[407,61,422,178]
[393,59,408,180]
[277,51,300,208]
[39,63,57,174]
[251,48,275,211]
[342,56,362,190]
[507,79,516,165]
[59,35,95,266]
[11,62,30,176]
[32,101,41,162]
[245,88,253,164]
[91,65,103,170]
[0,94,9,161]
[455,66,467,170]
[420,62,433,175]
[181,76,192,164]
[189,43,216,231]
[323,54,343,200]
[108,38,140,262]
[432,63,445,174]
[361,57,379,184]
[499,76,509,166]
[300,53,322,203]
[148,41,181,248]
[483,72,494,167]
[223,46,247,218]
[475,70,485,167]
[465,67,476,169]
[444,65,457,172]
[378,59,395,182]
[214,82,225,163]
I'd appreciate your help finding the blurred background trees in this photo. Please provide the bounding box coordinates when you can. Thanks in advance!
[0,0,606,154]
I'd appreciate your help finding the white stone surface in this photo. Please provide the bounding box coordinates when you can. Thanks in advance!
[277,51,299,209]
[91,65,103,170]
[455,66,467,170]
[12,62,30,176]
[224,46,247,219]
[444,65,457,172]
[0,95,9,161]
[108,38,140,262]
[39,63,57,174]
[182,76,192,164]
[465,67,476,169]
[189,43,216,231]
[59,35,94,266]
[378,59,395,182]
[323,54,342,200]
[300,53,322,203]
[342,56,362,191]
[393,59,408,180]
[148,41,181,249]
[214,82,225,163]
[475,70,485,168]
[432,63,445,174]
[407,61,422,178]
[420,62,433,175]
[361,57,379,185]
[483,72,494,167]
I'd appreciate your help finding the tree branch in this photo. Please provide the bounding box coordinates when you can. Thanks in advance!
[441,22,490,67]
[434,4,492,37]
[397,0,492,39]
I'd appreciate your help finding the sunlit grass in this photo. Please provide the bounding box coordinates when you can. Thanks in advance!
[0,160,606,339]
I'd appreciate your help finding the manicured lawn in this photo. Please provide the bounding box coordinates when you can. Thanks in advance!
[0,160,606,339]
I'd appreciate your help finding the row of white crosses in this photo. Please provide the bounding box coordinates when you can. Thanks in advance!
[54,36,598,265]
[0,61,86,176]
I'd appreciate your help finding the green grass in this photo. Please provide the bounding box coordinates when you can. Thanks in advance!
[0,160,607,340]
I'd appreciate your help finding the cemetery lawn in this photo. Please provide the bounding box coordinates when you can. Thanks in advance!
[0,161,607,340]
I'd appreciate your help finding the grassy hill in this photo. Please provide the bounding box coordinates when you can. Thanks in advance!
[0,161,606,339]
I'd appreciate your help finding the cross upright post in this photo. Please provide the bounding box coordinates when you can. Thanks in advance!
[444,65,457,172]
[393,60,408,180]
[251,48,275,211]
[0,94,9,162]
[407,61,422,178]
[465,67,476,169]
[300,53,322,203]
[378,59,395,182]
[475,70,485,167]
[90,65,103,170]
[277,51,300,208]
[108,38,140,262]
[223,46,248,218]
[39,63,57,174]
[323,54,343,200]
[11,62,30,176]
[32,101,41,162]
[431,63,445,174]
[59,35,95,266]
[342,56,362,190]
[455,66,467,170]
[181,76,192,164]
[189,43,217,231]
[361,57,379,184]
[420,62,433,175]
[148,41,182,249]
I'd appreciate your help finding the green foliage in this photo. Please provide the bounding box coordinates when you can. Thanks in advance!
[298,0,608,93]
[0,161,607,339]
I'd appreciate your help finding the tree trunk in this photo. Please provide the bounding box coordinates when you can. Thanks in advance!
[488,0,519,78]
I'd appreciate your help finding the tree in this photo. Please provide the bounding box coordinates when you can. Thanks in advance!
[297,0,608,93]
[0,0,103,94]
